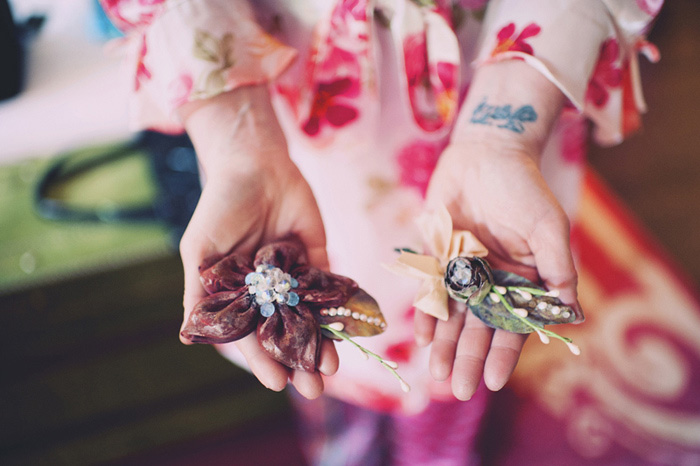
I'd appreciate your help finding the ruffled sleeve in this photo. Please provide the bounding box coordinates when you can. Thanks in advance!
[473,0,662,146]
[100,0,297,132]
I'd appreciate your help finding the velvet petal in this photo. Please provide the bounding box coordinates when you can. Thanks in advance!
[199,254,254,294]
[257,304,321,371]
[181,291,257,343]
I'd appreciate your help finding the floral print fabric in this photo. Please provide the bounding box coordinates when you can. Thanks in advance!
[102,0,661,414]
[475,0,660,145]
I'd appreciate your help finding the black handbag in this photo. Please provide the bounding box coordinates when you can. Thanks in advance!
[34,131,202,248]
[0,0,23,100]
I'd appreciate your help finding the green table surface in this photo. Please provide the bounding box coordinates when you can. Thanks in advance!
[0,143,171,294]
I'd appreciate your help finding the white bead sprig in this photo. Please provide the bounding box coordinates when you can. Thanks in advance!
[491,287,580,355]
[321,324,411,392]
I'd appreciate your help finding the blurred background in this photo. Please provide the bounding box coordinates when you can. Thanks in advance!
[0,0,698,465]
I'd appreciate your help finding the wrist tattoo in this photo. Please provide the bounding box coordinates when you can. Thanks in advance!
[470,98,538,134]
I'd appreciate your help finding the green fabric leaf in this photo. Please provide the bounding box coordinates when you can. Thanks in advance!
[468,269,576,333]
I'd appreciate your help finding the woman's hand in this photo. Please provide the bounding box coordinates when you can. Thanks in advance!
[178,85,338,399]
[418,61,584,400]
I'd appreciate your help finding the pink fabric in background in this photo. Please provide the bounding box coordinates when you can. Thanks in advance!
[483,171,700,465]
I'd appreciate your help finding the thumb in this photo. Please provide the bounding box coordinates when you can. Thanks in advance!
[279,180,330,272]
[528,208,584,323]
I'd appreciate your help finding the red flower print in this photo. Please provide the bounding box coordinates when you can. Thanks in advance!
[356,385,401,413]
[396,139,448,197]
[621,65,641,137]
[385,340,415,364]
[586,39,622,108]
[491,22,541,57]
[302,78,359,136]
[436,62,456,91]
[134,35,151,91]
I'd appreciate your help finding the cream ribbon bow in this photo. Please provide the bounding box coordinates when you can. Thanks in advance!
[386,204,488,321]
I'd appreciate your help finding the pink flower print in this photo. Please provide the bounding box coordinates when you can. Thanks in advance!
[491,22,541,57]
[436,61,456,90]
[403,33,443,131]
[302,78,359,136]
[636,0,663,16]
[559,113,586,164]
[586,38,622,108]
[168,74,193,109]
[100,0,166,30]
[317,46,362,83]
[134,36,151,91]
[396,139,447,197]
[385,340,415,364]
[435,62,458,123]
[404,33,428,92]
[458,0,488,9]
[335,0,368,22]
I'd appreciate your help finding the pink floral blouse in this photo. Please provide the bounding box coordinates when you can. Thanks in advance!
[102,0,661,414]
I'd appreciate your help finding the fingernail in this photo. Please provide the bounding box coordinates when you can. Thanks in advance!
[485,374,508,391]
[454,384,474,401]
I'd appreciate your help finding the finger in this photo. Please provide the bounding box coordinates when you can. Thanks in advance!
[451,313,493,401]
[529,209,584,323]
[483,329,527,391]
[179,269,207,344]
[318,338,339,376]
[179,231,214,345]
[429,310,466,381]
[235,333,290,392]
[289,369,325,400]
[414,309,438,347]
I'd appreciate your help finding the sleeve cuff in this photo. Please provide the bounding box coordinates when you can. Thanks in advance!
[474,0,661,146]
[120,0,297,132]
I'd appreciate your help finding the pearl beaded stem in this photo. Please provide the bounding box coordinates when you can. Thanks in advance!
[320,324,410,392]
[490,286,580,355]
[319,306,386,328]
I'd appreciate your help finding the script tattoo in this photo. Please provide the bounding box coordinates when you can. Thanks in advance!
[470,99,538,133]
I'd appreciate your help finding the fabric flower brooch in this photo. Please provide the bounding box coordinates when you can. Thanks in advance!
[387,205,580,354]
[181,236,410,389]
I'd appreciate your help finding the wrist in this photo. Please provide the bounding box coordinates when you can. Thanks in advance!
[452,60,564,163]
[179,85,290,180]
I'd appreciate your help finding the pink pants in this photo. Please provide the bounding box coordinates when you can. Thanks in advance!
[292,381,490,466]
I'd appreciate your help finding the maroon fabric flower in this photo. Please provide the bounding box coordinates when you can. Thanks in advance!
[181,236,386,371]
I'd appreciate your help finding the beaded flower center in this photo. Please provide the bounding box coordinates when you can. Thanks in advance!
[245,264,300,317]
[450,258,473,285]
